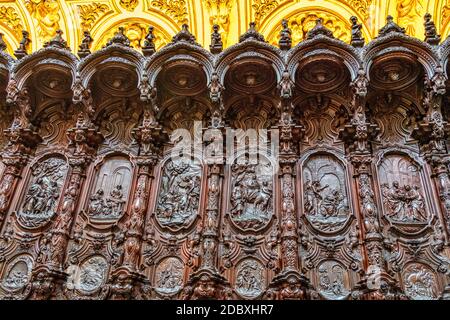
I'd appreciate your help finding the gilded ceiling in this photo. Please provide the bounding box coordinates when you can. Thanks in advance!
[0,0,450,56]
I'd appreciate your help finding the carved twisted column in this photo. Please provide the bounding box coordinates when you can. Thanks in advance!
[340,71,403,300]
[0,78,41,226]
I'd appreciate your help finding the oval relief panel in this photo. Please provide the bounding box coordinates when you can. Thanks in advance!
[155,257,184,295]
[317,260,350,300]
[235,259,265,299]
[155,158,202,230]
[76,256,109,293]
[403,263,437,300]
[87,156,132,223]
[378,155,429,226]
[302,154,351,233]
[229,157,274,231]
[17,157,68,228]
[1,255,33,292]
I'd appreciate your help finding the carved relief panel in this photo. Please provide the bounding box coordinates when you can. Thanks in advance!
[16,156,68,229]
[302,154,351,233]
[378,153,431,231]
[0,255,33,295]
[154,256,184,295]
[154,158,202,231]
[85,156,133,224]
[228,157,274,231]
[316,260,350,300]
[402,263,438,300]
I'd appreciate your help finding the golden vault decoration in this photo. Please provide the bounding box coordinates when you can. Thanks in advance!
[1,0,450,55]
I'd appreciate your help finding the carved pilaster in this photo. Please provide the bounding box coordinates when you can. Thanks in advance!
[108,108,166,300]
[412,68,450,234]
[340,71,402,300]
[0,78,41,225]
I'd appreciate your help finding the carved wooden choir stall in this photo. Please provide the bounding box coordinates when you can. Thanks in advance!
[0,15,450,300]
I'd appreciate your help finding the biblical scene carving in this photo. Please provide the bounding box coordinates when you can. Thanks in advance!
[317,260,349,300]
[235,259,265,299]
[302,154,350,232]
[17,157,68,228]
[154,257,184,295]
[378,155,429,224]
[75,256,108,293]
[87,157,132,222]
[229,157,274,231]
[403,264,437,300]
[1,255,33,292]
[155,158,201,230]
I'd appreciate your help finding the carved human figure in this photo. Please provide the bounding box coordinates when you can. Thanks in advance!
[156,159,201,229]
[235,260,264,298]
[229,159,273,230]
[381,182,427,222]
[317,261,349,300]
[77,256,108,292]
[155,257,183,294]
[18,157,68,228]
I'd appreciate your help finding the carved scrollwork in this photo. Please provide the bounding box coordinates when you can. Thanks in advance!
[402,263,438,300]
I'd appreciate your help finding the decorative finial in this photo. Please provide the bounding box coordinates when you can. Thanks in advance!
[142,26,156,57]
[279,19,292,50]
[306,18,334,40]
[239,22,265,42]
[424,13,441,45]
[210,24,223,54]
[378,15,405,37]
[106,27,131,47]
[171,24,199,46]
[44,29,69,50]
[14,30,31,59]
[0,33,6,52]
[78,31,93,58]
[350,16,364,47]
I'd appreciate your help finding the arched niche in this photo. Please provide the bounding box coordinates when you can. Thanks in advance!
[16,156,68,229]
[377,153,430,226]
[154,156,203,232]
[301,152,352,234]
[85,155,133,224]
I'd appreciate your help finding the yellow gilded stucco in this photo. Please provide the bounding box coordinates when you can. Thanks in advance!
[0,0,449,56]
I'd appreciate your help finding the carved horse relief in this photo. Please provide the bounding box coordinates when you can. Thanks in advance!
[229,157,274,231]
[17,157,68,228]
[403,263,438,300]
[86,156,132,223]
[316,260,350,300]
[0,255,33,293]
[155,158,202,231]
[302,154,351,233]
[378,154,429,227]
[154,257,184,295]
[235,259,265,299]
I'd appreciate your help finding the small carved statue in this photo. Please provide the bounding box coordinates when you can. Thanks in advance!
[378,15,406,37]
[44,29,69,49]
[210,24,223,54]
[279,19,292,50]
[424,13,441,45]
[350,16,364,47]
[142,26,156,57]
[78,31,93,58]
[279,69,294,99]
[208,72,223,103]
[106,27,131,47]
[14,30,31,59]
